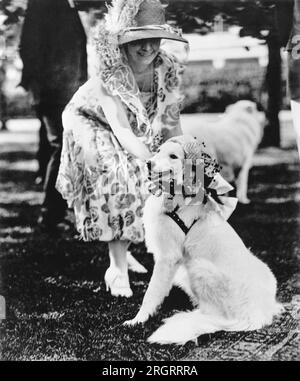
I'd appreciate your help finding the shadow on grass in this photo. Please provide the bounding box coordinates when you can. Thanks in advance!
[0,151,36,162]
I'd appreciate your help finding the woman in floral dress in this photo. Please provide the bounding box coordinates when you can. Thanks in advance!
[56,0,188,297]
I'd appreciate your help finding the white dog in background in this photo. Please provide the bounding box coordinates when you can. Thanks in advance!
[124,135,282,345]
[182,100,264,204]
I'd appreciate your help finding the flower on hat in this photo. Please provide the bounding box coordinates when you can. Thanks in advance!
[93,0,144,70]
[105,0,144,35]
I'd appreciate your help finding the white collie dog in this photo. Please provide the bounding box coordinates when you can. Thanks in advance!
[182,100,264,204]
[124,135,282,345]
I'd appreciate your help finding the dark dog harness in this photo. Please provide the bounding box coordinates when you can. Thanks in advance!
[165,205,198,235]
[165,186,223,235]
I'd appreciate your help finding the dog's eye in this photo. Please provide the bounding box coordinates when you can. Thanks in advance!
[170,154,178,159]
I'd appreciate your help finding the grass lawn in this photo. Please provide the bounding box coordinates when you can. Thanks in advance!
[1,117,300,361]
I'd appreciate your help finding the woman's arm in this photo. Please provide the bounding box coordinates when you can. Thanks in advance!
[159,52,185,142]
[100,84,152,161]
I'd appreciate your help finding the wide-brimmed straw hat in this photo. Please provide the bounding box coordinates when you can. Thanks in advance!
[118,0,187,45]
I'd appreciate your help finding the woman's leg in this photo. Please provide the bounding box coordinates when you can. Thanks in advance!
[108,240,148,274]
[105,240,133,298]
[108,240,130,273]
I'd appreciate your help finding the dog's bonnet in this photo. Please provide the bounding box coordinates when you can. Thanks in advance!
[168,135,203,160]
[183,141,203,161]
[166,135,238,221]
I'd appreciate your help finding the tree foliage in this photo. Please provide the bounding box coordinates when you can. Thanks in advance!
[0,1,293,42]
[166,0,287,39]
[0,0,26,57]
[0,0,26,27]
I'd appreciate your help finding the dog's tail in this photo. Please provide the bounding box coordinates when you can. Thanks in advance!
[147,309,254,345]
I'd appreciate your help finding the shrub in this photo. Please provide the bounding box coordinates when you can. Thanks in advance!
[182,61,288,113]
[6,92,35,118]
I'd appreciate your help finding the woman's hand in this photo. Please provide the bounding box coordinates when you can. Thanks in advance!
[139,147,152,162]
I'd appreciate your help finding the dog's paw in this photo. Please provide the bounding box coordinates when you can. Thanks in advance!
[127,251,148,274]
[123,312,149,326]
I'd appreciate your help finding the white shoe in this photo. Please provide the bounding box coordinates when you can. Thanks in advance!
[127,251,148,274]
[104,267,133,298]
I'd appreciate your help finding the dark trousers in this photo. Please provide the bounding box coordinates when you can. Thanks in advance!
[39,103,67,223]
[35,106,51,181]
[0,88,7,130]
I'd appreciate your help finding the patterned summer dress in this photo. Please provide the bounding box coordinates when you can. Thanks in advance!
[56,51,184,243]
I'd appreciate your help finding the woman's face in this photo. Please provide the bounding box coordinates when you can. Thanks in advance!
[125,38,161,69]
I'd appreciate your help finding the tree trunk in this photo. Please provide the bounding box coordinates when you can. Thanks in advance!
[0,91,8,131]
[261,33,282,147]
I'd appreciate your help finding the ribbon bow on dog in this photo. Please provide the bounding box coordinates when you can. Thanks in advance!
[148,136,238,221]
[183,140,237,220]
[204,173,238,220]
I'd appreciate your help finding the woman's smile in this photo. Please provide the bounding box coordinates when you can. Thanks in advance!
[138,50,154,57]
[125,38,161,73]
